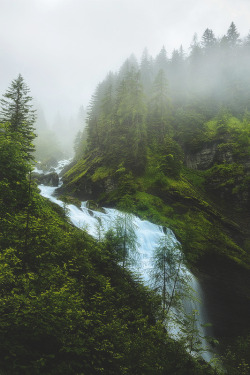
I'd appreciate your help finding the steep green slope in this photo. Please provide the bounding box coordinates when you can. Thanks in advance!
[61,115,250,370]
[0,127,218,374]
[61,110,250,349]
[62,121,250,268]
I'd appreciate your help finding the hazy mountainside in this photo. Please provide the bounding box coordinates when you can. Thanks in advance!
[2,23,250,374]
[0,87,217,374]
[61,23,250,351]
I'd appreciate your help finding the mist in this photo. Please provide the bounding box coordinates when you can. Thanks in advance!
[1,0,250,157]
[1,0,250,117]
[32,22,250,159]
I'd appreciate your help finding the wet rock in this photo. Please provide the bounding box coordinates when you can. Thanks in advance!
[185,142,219,170]
[184,140,236,170]
[32,172,59,187]
[86,200,105,213]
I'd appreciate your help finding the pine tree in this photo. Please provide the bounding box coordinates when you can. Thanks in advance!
[154,46,168,76]
[115,68,147,172]
[86,83,104,150]
[188,34,203,94]
[168,46,187,105]
[151,232,185,318]
[106,212,138,268]
[148,69,172,143]
[201,28,217,49]
[226,22,240,47]
[140,48,153,96]
[0,74,36,160]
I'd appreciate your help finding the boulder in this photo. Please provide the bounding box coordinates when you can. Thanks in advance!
[32,172,59,187]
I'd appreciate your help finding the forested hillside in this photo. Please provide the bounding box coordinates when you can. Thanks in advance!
[61,22,250,368]
[63,23,250,265]
[1,22,250,374]
[0,78,220,373]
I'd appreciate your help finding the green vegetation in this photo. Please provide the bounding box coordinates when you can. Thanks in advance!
[0,74,36,160]
[151,233,186,318]
[104,212,138,268]
[2,22,250,373]
[61,23,250,372]
[0,76,220,374]
[62,29,250,267]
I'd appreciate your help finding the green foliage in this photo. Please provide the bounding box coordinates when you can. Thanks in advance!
[222,335,250,374]
[0,74,36,160]
[73,129,87,161]
[42,25,250,374]
[0,111,220,374]
[91,166,113,182]
[134,191,171,224]
[205,163,244,189]
[174,109,207,150]
[0,177,218,374]
[148,69,172,143]
[0,125,31,215]
[151,233,188,318]
[177,310,212,359]
[107,212,138,268]
[182,168,206,192]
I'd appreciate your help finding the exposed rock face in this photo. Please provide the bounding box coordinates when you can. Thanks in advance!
[185,142,219,170]
[185,140,250,213]
[104,177,117,194]
[36,157,59,173]
[32,172,59,187]
[185,140,235,170]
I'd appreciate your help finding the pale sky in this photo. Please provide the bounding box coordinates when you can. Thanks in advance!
[0,0,250,123]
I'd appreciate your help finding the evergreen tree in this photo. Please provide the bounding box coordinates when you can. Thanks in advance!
[0,74,36,159]
[151,233,187,319]
[106,212,138,268]
[243,32,250,48]
[86,83,104,150]
[118,54,139,81]
[73,130,85,160]
[148,69,172,143]
[154,46,168,76]
[114,68,147,172]
[140,48,153,96]
[201,28,217,49]
[99,72,116,154]
[178,309,211,359]
[168,46,187,105]
[226,22,240,47]
[188,34,204,96]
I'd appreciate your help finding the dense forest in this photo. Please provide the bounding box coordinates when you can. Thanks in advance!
[62,22,250,372]
[1,22,250,374]
[64,22,250,267]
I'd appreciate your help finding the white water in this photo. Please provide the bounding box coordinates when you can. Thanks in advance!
[38,160,213,362]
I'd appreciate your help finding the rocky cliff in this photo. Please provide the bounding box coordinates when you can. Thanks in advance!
[185,137,250,216]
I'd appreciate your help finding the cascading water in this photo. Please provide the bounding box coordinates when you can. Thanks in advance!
[37,160,213,363]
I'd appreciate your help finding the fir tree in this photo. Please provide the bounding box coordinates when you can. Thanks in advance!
[0,74,36,160]
[151,232,187,319]
[201,28,217,49]
[226,22,240,47]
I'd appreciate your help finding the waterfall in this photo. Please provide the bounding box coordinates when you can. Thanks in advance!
[37,160,213,362]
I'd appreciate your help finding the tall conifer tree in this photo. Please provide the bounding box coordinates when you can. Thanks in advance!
[0,74,36,160]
